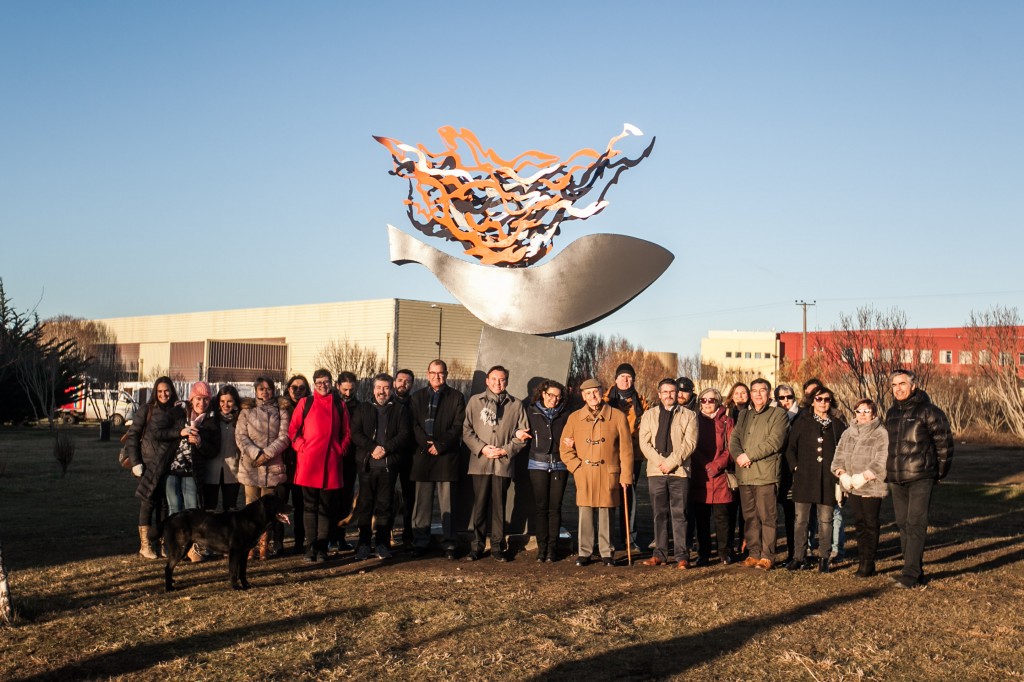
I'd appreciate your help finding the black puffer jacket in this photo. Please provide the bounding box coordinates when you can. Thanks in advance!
[884,390,954,484]
[125,401,187,502]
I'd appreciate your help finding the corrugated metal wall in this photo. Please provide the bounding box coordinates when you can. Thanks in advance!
[208,341,287,383]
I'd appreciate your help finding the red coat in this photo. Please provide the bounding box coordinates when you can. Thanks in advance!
[690,407,734,504]
[289,391,351,490]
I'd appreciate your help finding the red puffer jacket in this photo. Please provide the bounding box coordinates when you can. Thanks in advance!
[289,391,351,489]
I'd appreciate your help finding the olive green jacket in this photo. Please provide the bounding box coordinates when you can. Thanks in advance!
[728,404,788,486]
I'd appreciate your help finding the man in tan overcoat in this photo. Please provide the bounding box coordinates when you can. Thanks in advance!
[561,378,634,566]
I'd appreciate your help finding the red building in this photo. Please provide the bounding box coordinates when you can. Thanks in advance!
[777,327,1024,377]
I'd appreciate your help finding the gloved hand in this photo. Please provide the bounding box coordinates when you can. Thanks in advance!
[132,463,144,478]
[839,473,854,490]
[851,473,867,489]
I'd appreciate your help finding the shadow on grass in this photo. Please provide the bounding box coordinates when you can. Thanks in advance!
[9,605,371,682]
[529,587,884,681]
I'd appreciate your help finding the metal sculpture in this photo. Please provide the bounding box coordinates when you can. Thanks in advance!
[377,125,673,335]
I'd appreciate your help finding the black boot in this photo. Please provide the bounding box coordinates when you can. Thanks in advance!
[818,557,831,573]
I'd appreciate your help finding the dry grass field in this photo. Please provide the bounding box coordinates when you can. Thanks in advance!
[0,427,1022,681]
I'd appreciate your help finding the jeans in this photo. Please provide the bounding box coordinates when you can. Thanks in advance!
[203,480,240,511]
[529,469,568,554]
[166,475,199,515]
[648,476,689,562]
[889,478,934,581]
[794,501,833,561]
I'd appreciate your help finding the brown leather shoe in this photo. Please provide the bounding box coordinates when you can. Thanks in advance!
[641,556,665,566]
[755,558,773,570]
[742,556,760,567]
[676,559,690,570]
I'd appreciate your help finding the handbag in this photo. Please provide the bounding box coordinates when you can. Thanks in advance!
[725,471,739,491]
[118,405,152,470]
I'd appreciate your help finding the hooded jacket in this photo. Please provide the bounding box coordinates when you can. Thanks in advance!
[884,389,954,484]
[236,395,291,488]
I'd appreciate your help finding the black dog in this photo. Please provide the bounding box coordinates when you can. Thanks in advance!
[164,495,291,592]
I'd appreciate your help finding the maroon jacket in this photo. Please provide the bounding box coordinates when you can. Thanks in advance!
[690,406,735,504]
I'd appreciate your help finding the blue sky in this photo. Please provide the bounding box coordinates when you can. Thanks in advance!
[2,2,1021,356]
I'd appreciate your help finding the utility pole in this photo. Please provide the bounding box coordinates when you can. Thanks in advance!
[795,300,816,361]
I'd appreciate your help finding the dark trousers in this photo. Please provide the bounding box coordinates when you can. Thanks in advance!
[329,454,358,544]
[138,481,169,527]
[303,487,339,548]
[694,501,732,560]
[203,473,240,512]
[728,499,745,552]
[470,474,511,553]
[848,494,882,565]
[529,469,568,554]
[649,475,689,562]
[287,482,305,550]
[890,478,934,580]
[394,455,416,544]
[779,498,796,559]
[355,468,398,547]
[793,501,833,561]
[738,483,777,561]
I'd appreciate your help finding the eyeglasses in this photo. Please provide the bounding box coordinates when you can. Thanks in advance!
[313,380,331,387]
[699,398,718,404]
[855,409,873,415]
[814,396,833,403]
[543,392,562,401]
[777,395,794,401]
[289,385,306,392]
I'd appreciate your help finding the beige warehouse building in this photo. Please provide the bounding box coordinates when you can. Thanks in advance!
[700,330,780,384]
[96,299,484,383]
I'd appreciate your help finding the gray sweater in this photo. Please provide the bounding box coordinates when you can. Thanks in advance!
[831,418,889,498]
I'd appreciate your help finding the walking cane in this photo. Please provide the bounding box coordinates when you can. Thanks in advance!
[622,482,632,566]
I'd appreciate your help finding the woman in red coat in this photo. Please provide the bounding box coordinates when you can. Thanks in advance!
[690,388,736,565]
[288,369,352,562]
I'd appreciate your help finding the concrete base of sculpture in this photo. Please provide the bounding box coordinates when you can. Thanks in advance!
[452,326,573,538]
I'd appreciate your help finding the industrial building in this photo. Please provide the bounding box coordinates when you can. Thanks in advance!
[96,299,484,383]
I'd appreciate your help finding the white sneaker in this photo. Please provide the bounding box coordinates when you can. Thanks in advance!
[375,544,392,560]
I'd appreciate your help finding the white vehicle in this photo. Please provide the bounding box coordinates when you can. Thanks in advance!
[59,388,138,426]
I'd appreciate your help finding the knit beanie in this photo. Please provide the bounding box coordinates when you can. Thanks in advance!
[190,381,212,399]
[614,363,636,380]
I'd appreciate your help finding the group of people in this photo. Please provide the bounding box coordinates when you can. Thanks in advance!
[124,360,953,589]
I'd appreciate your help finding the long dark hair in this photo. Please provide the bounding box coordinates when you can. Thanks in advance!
[148,376,179,406]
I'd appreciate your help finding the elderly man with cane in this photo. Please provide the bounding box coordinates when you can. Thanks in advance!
[561,378,634,567]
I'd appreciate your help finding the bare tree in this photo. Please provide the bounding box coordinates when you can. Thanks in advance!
[822,305,935,415]
[927,375,976,436]
[565,332,607,391]
[964,306,1024,439]
[676,353,702,380]
[313,338,386,382]
[595,336,675,405]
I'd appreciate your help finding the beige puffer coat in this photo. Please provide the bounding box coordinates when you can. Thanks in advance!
[235,396,291,488]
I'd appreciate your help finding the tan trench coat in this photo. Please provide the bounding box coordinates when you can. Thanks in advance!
[560,404,634,508]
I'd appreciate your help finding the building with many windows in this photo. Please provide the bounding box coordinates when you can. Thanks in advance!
[700,330,781,384]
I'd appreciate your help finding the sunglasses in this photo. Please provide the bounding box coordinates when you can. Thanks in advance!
[699,398,718,404]
[814,396,833,403]
[777,395,794,401]
[855,409,873,415]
